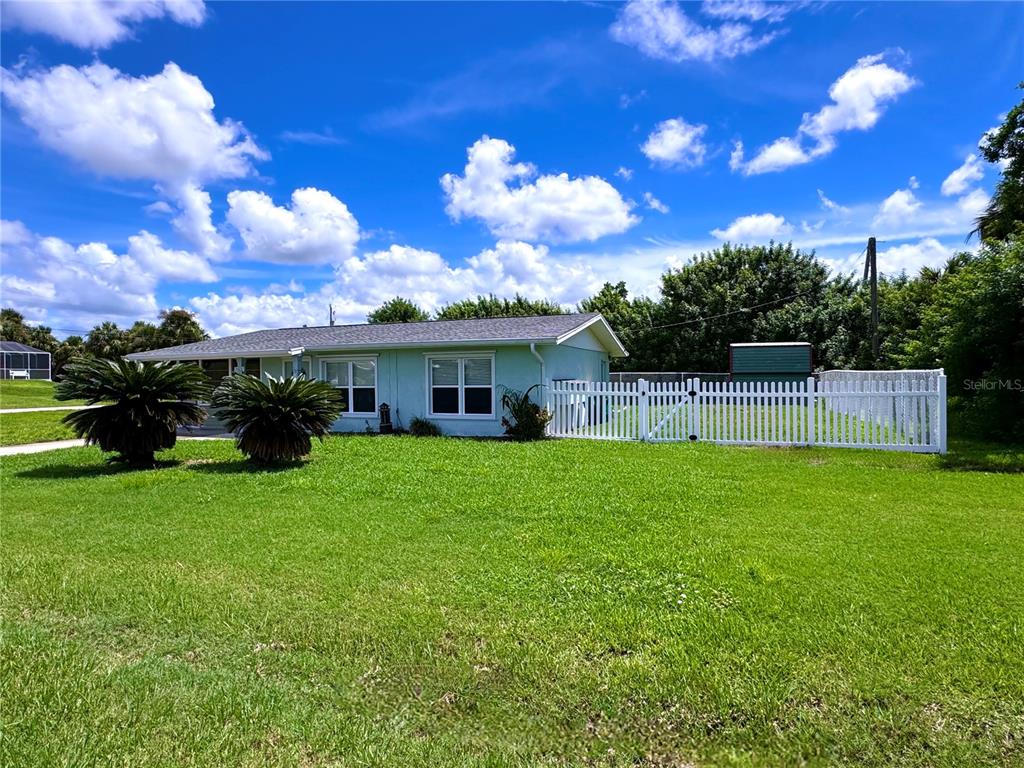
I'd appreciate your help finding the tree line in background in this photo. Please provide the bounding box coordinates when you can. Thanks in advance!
[367,236,1022,441]
[0,308,208,377]
[2,237,1020,441]
[367,294,565,324]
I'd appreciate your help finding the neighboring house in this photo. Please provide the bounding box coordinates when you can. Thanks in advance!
[0,341,51,380]
[126,313,627,436]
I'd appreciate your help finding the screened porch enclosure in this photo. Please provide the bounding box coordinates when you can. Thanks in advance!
[0,342,51,380]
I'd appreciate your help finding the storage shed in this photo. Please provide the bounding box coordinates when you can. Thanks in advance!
[0,341,51,380]
[729,342,812,383]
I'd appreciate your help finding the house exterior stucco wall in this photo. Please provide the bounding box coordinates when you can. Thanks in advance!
[256,327,611,436]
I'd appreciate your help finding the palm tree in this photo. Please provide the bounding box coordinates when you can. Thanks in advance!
[210,374,343,463]
[972,83,1023,242]
[55,358,210,467]
[84,321,128,359]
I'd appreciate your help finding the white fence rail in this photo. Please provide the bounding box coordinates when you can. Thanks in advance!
[547,373,946,453]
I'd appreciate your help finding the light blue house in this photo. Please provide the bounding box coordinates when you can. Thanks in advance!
[127,313,627,436]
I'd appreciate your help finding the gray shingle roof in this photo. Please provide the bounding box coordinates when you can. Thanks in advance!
[127,312,626,360]
[0,341,49,353]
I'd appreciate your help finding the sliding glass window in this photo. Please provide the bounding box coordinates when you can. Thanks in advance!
[322,358,377,415]
[428,356,493,417]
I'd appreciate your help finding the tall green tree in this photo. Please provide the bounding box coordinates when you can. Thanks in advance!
[975,83,1024,242]
[158,309,209,347]
[578,282,657,370]
[84,322,128,359]
[53,336,85,377]
[126,321,162,353]
[435,294,564,320]
[0,308,27,344]
[367,297,429,324]
[901,236,1024,440]
[652,243,838,372]
[811,270,944,372]
[0,308,59,353]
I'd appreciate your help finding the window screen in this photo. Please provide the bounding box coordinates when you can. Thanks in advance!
[322,359,376,414]
[428,357,492,416]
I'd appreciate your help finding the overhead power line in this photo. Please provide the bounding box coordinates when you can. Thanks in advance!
[645,288,818,331]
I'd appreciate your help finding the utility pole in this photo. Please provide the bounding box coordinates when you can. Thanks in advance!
[864,236,879,363]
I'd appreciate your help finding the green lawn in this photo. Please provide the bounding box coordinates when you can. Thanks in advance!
[0,380,85,409]
[2,437,1022,766]
[0,410,77,446]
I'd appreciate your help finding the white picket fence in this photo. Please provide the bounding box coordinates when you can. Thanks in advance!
[546,372,947,453]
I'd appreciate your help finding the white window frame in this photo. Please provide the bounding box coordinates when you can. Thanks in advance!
[424,353,496,420]
[319,356,379,417]
[277,355,312,380]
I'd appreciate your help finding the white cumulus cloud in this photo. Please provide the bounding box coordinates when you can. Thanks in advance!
[610,0,780,63]
[160,182,232,259]
[873,183,922,227]
[731,53,917,175]
[730,136,811,175]
[956,187,990,218]
[941,154,985,197]
[188,292,333,338]
[126,230,218,283]
[1,0,206,49]
[877,238,955,274]
[1,61,268,259]
[466,240,603,304]
[641,118,708,169]
[0,219,216,326]
[226,188,361,265]
[1,62,267,185]
[711,212,793,241]
[191,239,604,336]
[441,136,638,243]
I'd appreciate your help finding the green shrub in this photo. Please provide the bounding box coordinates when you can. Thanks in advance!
[500,384,551,441]
[409,417,442,437]
[55,358,209,467]
[211,374,343,463]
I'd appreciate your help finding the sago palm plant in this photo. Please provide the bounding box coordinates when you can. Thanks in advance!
[55,358,210,467]
[210,374,343,463]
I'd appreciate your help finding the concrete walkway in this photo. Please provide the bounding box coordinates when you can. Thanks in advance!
[0,404,103,414]
[0,439,85,456]
[0,434,233,457]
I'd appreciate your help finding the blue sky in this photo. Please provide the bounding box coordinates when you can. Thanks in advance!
[1,0,1020,337]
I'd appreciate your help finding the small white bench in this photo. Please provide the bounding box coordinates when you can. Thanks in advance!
[8,370,30,380]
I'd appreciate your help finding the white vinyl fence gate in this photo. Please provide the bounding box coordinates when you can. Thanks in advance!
[546,371,946,454]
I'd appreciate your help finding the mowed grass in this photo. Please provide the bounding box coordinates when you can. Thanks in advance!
[0,380,84,409]
[0,410,76,446]
[2,437,1022,767]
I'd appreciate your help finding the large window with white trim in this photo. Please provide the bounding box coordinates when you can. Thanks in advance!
[321,358,377,415]
[427,355,494,417]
